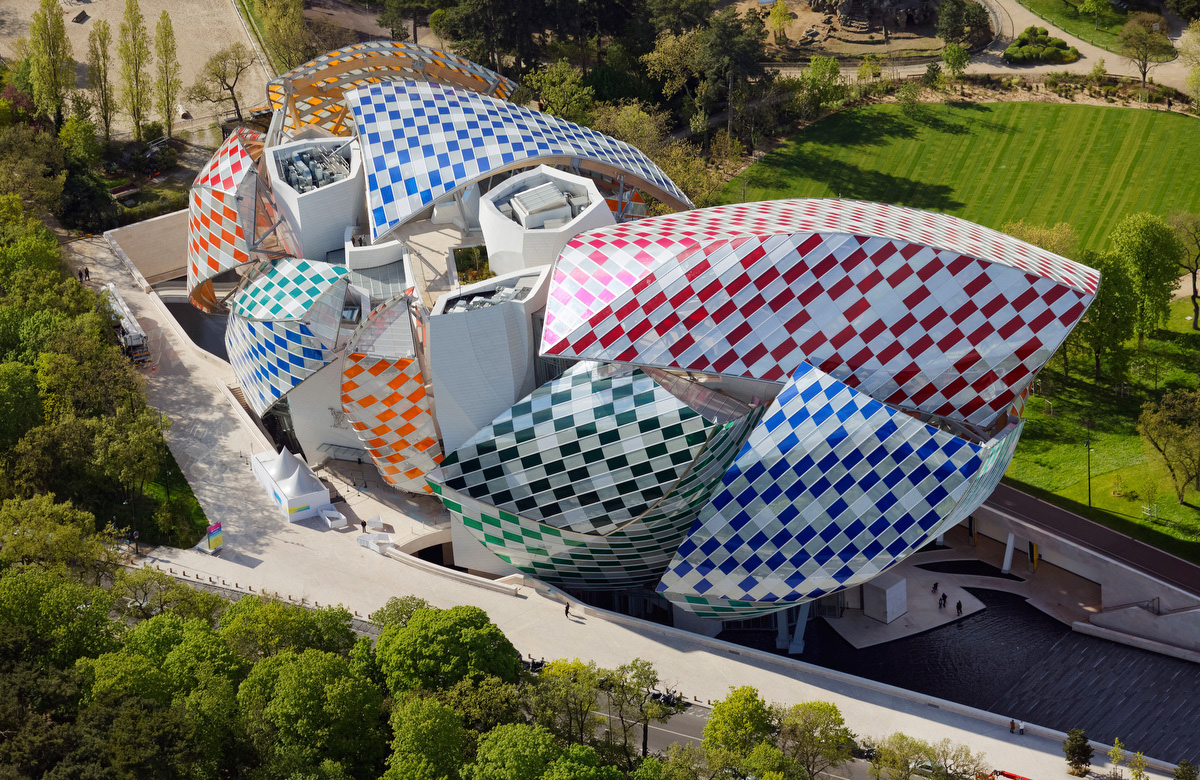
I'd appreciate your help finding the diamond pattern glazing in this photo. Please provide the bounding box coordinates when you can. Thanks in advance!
[346,81,691,242]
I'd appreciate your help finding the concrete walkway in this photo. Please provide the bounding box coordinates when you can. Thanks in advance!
[65,232,1183,776]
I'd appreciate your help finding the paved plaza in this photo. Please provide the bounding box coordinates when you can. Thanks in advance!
[64,231,1185,777]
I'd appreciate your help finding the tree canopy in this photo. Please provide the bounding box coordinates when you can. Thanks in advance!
[375,604,521,695]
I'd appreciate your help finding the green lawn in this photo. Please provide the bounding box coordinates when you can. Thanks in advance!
[723,102,1200,252]
[1016,0,1156,54]
[1004,298,1200,563]
[724,102,1200,560]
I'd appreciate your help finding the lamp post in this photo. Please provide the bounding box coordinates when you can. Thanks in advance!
[1086,433,1092,508]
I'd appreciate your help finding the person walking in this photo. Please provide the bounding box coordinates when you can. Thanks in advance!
[931,582,939,594]
[360,519,367,534]
[78,270,84,283]
[940,593,947,609]
[1009,719,1016,734]
[956,600,963,616]
[1018,721,1025,735]
[84,267,90,281]
[564,602,570,618]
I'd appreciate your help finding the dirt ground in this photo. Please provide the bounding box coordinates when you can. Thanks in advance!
[0,0,270,135]
[738,0,943,58]
[304,0,436,47]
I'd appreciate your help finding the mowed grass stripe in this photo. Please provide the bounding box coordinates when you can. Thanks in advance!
[725,102,1200,251]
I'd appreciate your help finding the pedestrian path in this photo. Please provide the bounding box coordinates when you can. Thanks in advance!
[68,234,1178,777]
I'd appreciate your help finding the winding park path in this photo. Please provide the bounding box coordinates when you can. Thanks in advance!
[774,0,1194,92]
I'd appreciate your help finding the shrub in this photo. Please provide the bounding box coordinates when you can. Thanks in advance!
[141,121,164,142]
[1003,26,1078,63]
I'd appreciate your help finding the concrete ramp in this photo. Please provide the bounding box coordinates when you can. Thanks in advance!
[106,209,189,285]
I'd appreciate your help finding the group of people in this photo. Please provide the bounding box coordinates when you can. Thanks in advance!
[77,267,91,283]
[931,582,963,616]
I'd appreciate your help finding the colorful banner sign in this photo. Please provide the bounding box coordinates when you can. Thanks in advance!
[207,522,223,550]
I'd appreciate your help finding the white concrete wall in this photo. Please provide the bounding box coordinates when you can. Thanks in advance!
[479,166,615,276]
[428,266,552,453]
[344,233,405,270]
[1090,604,1200,650]
[268,140,364,262]
[429,302,536,453]
[974,503,1200,649]
[286,358,368,464]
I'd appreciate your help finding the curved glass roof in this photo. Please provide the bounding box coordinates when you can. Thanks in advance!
[266,40,518,136]
[346,80,693,242]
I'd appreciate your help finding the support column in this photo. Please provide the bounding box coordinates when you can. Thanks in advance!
[788,602,811,655]
[775,608,791,650]
[1001,531,1016,574]
[936,533,945,546]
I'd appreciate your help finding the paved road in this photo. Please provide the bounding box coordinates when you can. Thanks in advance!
[986,483,1200,597]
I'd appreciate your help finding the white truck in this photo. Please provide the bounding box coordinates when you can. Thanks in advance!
[101,283,150,364]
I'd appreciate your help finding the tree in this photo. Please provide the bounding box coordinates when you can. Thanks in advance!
[384,696,468,780]
[238,649,387,778]
[79,650,174,706]
[703,686,774,765]
[187,43,256,122]
[117,0,154,141]
[0,362,42,451]
[646,0,716,34]
[1063,729,1094,776]
[440,674,523,734]
[542,744,623,780]
[264,0,310,70]
[0,495,120,580]
[1109,212,1184,346]
[1170,213,1200,331]
[697,8,767,138]
[776,701,855,780]
[524,61,594,125]
[218,595,356,660]
[112,567,227,625]
[1118,13,1175,89]
[870,733,934,780]
[1168,0,1200,21]
[58,115,102,169]
[642,30,702,102]
[28,0,75,127]
[941,42,970,83]
[1073,250,1136,379]
[857,54,882,83]
[1080,0,1108,30]
[1130,752,1148,780]
[1183,19,1200,68]
[0,123,67,213]
[768,1,791,44]
[1176,759,1199,780]
[928,738,990,780]
[0,567,118,666]
[528,658,606,745]
[154,11,181,139]
[1108,738,1125,778]
[369,594,432,629]
[375,605,520,695]
[1138,389,1200,501]
[87,20,116,144]
[605,658,682,767]
[379,0,445,42]
[936,0,967,43]
[464,723,561,780]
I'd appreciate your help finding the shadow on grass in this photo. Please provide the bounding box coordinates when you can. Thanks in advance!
[747,149,964,212]
[1003,477,1200,566]
[796,107,921,148]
